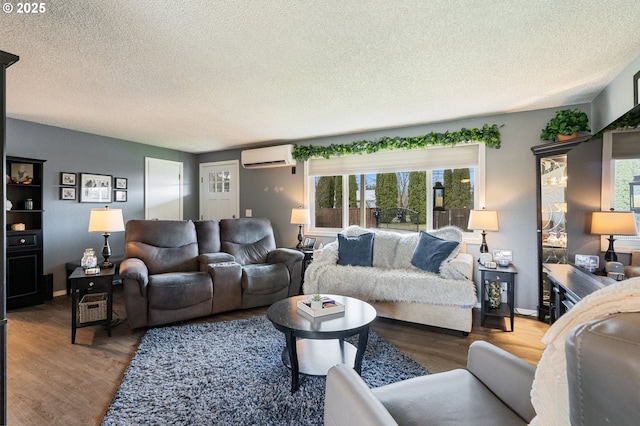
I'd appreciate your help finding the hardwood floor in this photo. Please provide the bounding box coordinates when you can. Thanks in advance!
[7,287,549,425]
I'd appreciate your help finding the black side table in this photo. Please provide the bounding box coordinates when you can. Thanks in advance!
[301,249,313,277]
[65,255,123,294]
[293,248,314,294]
[69,267,115,344]
[479,264,517,332]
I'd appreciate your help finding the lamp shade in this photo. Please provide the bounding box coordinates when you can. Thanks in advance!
[290,208,310,225]
[467,209,499,231]
[591,210,637,236]
[88,206,125,233]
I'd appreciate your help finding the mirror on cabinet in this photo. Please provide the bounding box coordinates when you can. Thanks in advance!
[541,154,568,264]
[599,111,640,265]
[532,135,590,322]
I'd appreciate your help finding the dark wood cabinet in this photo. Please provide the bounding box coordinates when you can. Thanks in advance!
[544,263,614,322]
[6,156,46,309]
[2,50,20,423]
[531,136,589,322]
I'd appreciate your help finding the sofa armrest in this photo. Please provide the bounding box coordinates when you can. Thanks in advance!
[623,265,640,278]
[197,252,236,271]
[467,341,536,423]
[120,258,150,297]
[449,252,474,280]
[324,364,399,426]
[267,248,305,295]
[312,242,338,265]
[266,248,304,275]
[267,247,304,265]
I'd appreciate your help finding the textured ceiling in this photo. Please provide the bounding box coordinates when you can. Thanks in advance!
[1,0,640,153]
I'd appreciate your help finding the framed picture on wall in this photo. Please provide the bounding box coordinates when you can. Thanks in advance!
[114,190,127,202]
[79,173,112,203]
[60,172,76,186]
[114,177,128,189]
[60,187,76,200]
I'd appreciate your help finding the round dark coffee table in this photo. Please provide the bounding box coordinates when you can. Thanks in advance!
[267,294,377,393]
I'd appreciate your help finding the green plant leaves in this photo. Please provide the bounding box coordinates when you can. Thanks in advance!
[291,124,502,161]
[540,108,590,141]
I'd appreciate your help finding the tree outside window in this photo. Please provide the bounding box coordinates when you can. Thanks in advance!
[312,168,474,232]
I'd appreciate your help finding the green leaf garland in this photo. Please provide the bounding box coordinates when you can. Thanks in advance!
[292,124,502,161]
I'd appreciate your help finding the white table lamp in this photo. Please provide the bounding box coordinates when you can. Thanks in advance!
[591,209,637,262]
[468,208,499,253]
[88,206,125,267]
[290,208,310,249]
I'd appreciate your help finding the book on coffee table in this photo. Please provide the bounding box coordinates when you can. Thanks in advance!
[297,297,345,317]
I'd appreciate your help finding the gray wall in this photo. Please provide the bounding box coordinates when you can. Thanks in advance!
[7,72,638,309]
[199,104,596,312]
[198,148,306,248]
[592,51,640,133]
[6,118,199,294]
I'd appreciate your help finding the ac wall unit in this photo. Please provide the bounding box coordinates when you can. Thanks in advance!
[241,144,297,169]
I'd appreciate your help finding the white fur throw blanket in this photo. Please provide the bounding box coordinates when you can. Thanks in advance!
[303,226,477,307]
[529,278,640,425]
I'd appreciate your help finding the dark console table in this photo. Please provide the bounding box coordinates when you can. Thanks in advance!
[543,263,615,323]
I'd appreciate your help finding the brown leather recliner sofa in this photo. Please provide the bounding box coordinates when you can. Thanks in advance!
[120,218,304,329]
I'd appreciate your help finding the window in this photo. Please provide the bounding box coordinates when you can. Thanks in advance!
[314,175,344,229]
[601,129,640,251]
[305,144,486,238]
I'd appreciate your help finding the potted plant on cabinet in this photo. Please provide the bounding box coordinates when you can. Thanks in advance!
[540,108,590,141]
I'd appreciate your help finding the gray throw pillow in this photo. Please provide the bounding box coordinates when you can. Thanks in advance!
[411,231,459,273]
[337,232,375,266]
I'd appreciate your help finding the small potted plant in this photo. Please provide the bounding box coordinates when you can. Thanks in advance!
[540,108,590,141]
[311,293,322,310]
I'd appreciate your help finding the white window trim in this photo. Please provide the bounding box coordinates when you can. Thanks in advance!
[601,129,640,253]
[302,144,487,243]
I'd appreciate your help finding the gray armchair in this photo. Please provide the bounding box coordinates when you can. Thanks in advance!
[324,341,535,426]
[566,312,640,426]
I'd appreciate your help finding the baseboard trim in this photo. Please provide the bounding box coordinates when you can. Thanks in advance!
[515,308,537,317]
[53,290,67,298]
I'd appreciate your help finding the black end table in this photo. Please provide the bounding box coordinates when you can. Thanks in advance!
[267,294,376,393]
[65,256,122,294]
[69,267,115,344]
[479,264,517,331]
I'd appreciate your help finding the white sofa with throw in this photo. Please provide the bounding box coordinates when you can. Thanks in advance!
[303,226,476,334]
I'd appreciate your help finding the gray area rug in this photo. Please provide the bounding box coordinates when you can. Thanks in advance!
[102,315,428,425]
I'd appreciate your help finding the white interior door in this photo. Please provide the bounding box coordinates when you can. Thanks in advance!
[199,160,239,220]
[145,157,183,220]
